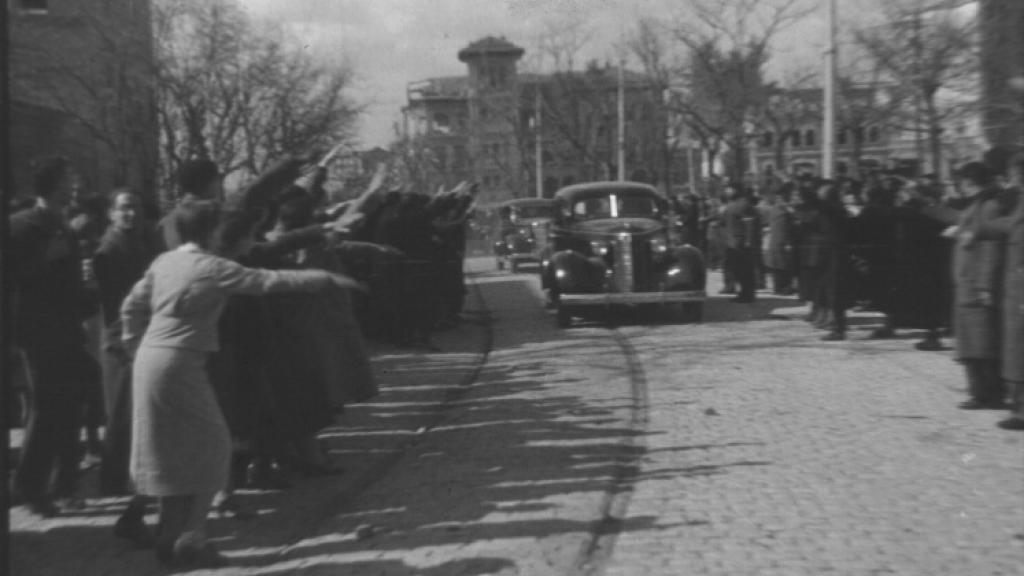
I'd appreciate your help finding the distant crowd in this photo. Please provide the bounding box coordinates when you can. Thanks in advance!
[676,147,1024,431]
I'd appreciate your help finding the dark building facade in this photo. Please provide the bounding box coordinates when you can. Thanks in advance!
[8,0,158,203]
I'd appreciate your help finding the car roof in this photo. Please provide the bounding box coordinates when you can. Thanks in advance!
[554,181,663,202]
[500,198,556,208]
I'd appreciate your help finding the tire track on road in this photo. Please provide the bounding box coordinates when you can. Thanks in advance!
[568,325,652,576]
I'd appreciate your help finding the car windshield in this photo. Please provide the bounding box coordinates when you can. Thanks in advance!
[571,192,660,219]
[512,204,553,220]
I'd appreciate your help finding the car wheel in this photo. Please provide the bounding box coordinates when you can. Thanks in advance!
[681,302,704,323]
[556,304,572,328]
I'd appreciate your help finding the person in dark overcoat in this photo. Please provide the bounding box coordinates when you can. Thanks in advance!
[889,182,955,350]
[722,189,763,303]
[8,157,100,516]
[950,162,1016,410]
[792,180,830,320]
[92,188,162,543]
[764,183,796,295]
[854,183,899,338]
[973,153,1024,428]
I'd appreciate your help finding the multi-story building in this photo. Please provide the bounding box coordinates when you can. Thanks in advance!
[8,0,158,203]
[753,85,985,179]
[403,36,672,205]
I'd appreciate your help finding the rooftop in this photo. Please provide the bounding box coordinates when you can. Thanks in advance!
[457,36,525,62]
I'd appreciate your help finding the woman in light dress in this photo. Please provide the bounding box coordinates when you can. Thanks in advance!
[121,200,362,567]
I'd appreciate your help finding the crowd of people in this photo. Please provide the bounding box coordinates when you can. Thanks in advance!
[679,146,1024,432]
[7,153,476,568]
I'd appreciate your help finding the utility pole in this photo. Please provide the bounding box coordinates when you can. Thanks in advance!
[617,58,626,181]
[534,87,543,198]
[822,0,837,179]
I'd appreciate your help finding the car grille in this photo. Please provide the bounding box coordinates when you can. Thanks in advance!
[611,233,633,292]
[632,236,653,290]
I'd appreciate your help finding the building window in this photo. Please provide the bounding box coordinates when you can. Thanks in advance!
[804,129,816,147]
[479,106,489,120]
[19,0,48,12]
[762,131,774,148]
[867,126,881,143]
[838,130,848,146]
[790,130,802,147]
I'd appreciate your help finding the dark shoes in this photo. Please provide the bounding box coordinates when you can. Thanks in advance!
[114,513,156,548]
[821,331,846,341]
[25,497,60,518]
[958,399,1007,410]
[868,327,895,339]
[996,417,1024,431]
[914,338,945,351]
[245,459,292,490]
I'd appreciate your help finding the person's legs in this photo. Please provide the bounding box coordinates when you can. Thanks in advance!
[173,491,229,567]
[734,249,756,301]
[998,380,1024,430]
[114,495,155,547]
[155,495,191,564]
[961,359,1006,408]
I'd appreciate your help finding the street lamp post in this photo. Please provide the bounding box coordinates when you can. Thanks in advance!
[822,0,838,179]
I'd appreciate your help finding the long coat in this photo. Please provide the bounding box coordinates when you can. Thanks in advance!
[764,204,795,272]
[888,202,952,330]
[976,188,1024,381]
[951,188,1016,360]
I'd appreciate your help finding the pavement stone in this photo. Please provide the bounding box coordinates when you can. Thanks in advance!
[600,271,1024,576]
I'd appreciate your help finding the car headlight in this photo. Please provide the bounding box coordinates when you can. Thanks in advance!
[590,240,611,256]
[650,235,669,254]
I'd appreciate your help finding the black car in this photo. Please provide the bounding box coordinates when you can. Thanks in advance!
[492,198,555,272]
[540,182,706,327]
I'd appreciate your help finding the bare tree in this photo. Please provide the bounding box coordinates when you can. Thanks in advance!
[854,0,977,176]
[669,0,813,180]
[12,2,158,197]
[154,0,360,201]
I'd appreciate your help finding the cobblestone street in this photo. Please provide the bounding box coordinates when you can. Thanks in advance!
[8,262,1024,575]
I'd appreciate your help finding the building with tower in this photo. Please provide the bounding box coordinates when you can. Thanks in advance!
[403,37,673,205]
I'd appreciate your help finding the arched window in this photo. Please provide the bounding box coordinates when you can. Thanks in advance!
[804,129,816,147]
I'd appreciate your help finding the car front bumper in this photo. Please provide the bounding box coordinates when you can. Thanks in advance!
[559,290,706,305]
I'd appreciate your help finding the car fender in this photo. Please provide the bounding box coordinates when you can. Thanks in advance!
[550,250,605,293]
[662,244,706,291]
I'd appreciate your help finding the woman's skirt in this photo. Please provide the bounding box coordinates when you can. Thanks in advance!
[130,346,230,496]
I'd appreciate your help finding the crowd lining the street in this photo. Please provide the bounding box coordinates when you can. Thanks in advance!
[6,154,476,568]
[6,144,1023,570]
[679,145,1024,432]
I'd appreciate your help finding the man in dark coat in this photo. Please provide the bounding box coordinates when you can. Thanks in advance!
[950,162,1016,410]
[764,184,796,295]
[91,188,163,544]
[722,189,763,303]
[854,184,899,338]
[972,152,1024,429]
[8,157,100,516]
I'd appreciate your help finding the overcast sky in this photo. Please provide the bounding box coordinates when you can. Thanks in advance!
[236,0,884,149]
